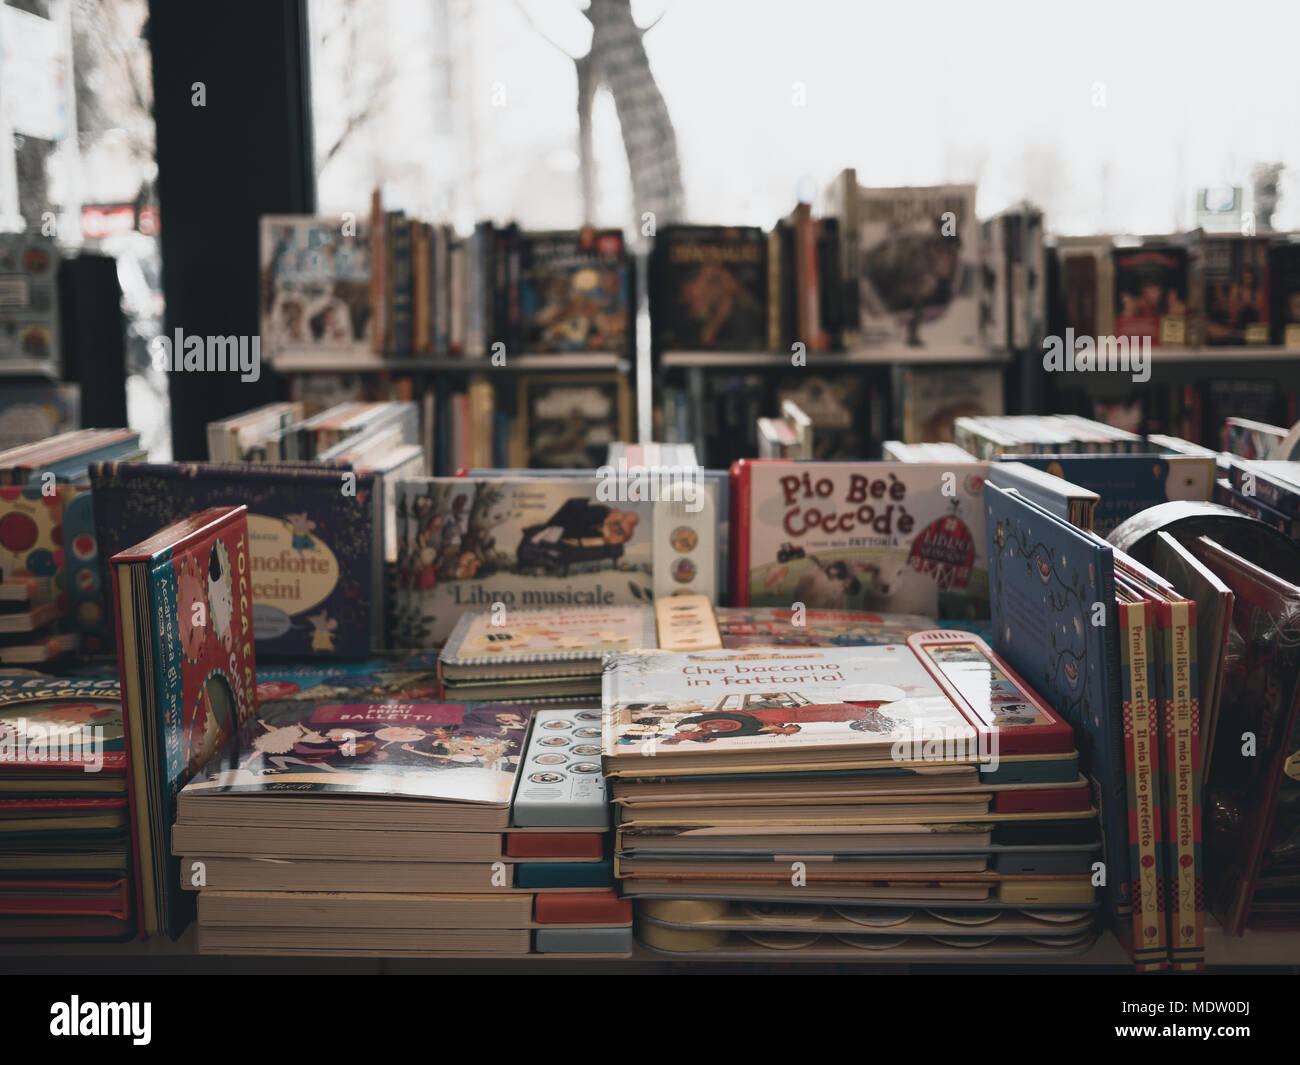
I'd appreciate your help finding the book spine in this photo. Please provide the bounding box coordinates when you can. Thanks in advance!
[1097,553,1132,929]
[731,460,752,606]
[1166,600,1204,970]
[1118,598,1167,970]
[369,189,386,355]
[766,228,781,353]
[392,219,413,356]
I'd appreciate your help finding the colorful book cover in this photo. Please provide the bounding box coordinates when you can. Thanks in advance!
[854,185,980,354]
[181,699,528,805]
[1113,245,1188,346]
[394,475,719,647]
[896,366,1004,445]
[519,228,629,353]
[260,215,372,361]
[650,225,766,352]
[1010,454,1215,538]
[253,654,442,705]
[985,483,1128,923]
[1202,236,1270,345]
[1115,593,1166,970]
[0,673,125,780]
[0,485,67,604]
[601,642,1064,771]
[0,234,59,371]
[715,607,935,649]
[90,462,377,658]
[731,460,989,620]
[440,604,656,674]
[110,505,258,937]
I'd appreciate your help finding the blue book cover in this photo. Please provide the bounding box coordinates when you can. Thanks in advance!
[1005,454,1214,538]
[90,462,378,658]
[985,482,1127,921]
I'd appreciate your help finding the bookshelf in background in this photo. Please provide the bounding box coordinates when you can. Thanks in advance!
[259,203,638,475]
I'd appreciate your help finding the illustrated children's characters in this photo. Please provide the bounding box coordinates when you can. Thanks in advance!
[240,718,342,773]
[601,509,639,546]
[401,734,512,770]
[176,555,208,661]
[494,711,528,735]
[794,554,862,610]
[286,512,319,551]
[306,608,338,652]
[208,541,235,653]
[660,690,900,745]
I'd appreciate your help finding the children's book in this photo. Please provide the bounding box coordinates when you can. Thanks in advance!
[90,462,379,658]
[109,505,258,937]
[1185,535,1300,934]
[179,699,529,815]
[731,460,989,620]
[985,483,1128,927]
[601,638,1073,773]
[0,674,125,791]
[985,461,1098,531]
[395,475,720,647]
[440,604,655,681]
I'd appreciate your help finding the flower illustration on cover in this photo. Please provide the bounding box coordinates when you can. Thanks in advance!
[177,554,208,663]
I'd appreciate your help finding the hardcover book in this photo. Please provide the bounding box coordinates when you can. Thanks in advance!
[0,674,125,790]
[90,462,378,658]
[1201,236,1270,345]
[731,460,989,620]
[260,216,372,361]
[440,604,656,681]
[1007,454,1215,538]
[854,185,980,354]
[109,505,258,937]
[985,483,1128,924]
[519,228,629,353]
[395,475,720,647]
[601,641,1068,773]
[1112,245,1188,346]
[650,225,766,352]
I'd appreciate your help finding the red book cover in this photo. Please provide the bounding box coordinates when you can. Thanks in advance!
[110,504,257,938]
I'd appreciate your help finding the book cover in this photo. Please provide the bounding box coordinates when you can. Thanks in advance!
[732,460,989,620]
[110,505,258,937]
[440,604,655,675]
[651,225,766,352]
[1268,242,1300,347]
[260,216,372,361]
[1185,536,1300,935]
[1009,455,1214,538]
[180,699,528,806]
[896,366,1004,444]
[0,235,59,372]
[1113,245,1188,346]
[519,228,629,354]
[854,185,980,353]
[0,673,125,781]
[1202,236,1270,345]
[985,483,1128,923]
[89,462,377,658]
[395,475,719,647]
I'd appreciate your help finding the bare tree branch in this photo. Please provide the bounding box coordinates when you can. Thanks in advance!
[513,0,586,60]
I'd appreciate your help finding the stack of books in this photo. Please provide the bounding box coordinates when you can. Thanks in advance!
[172,678,631,956]
[438,605,657,704]
[0,672,132,939]
[601,638,1104,961]
[954,414,1143,459]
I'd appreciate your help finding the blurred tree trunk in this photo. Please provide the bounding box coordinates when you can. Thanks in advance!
[577,0,683,227]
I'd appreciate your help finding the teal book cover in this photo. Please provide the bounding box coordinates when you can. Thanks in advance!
[985,482,1127,921]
